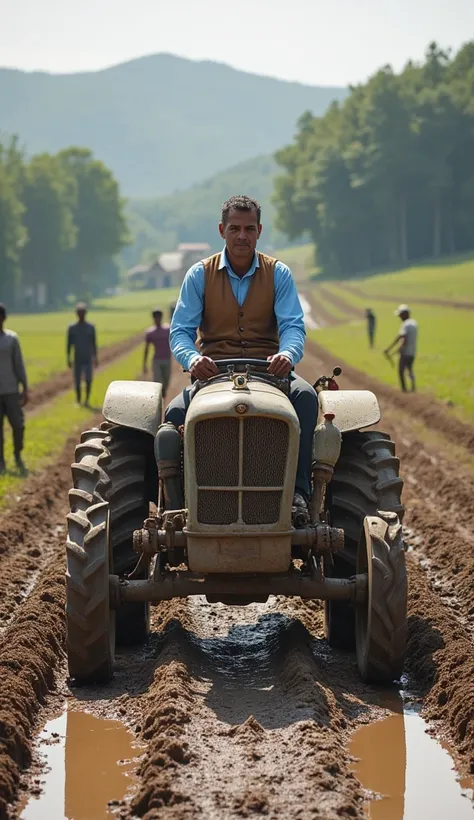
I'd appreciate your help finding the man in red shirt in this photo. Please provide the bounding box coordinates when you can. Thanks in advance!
[143,309,171,398]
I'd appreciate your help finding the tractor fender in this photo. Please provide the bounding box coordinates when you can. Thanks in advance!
[103,380,162,436]
[317,389,380,433]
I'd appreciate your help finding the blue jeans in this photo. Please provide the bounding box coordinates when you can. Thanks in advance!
[165,374,318,497]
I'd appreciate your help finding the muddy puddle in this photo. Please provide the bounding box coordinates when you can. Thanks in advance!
[350,699,474,819]
[20,707,144,820]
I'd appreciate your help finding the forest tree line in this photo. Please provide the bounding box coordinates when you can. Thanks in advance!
[273,42,474,278]
[0,139,128,309]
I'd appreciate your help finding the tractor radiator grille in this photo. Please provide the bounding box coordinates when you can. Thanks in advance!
[194,416,288,526]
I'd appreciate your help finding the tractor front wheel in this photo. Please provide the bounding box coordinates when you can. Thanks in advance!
[356,512,407,683]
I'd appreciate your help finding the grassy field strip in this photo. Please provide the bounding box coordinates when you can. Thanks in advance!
[309,287,351,324]
[338,281,474,310]
[0,345,143,503]
[308,298,474,421]
[8,287,178,387]
[348,255,474,302]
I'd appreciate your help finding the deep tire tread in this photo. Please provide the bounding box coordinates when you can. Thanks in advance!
[325,430,404,649]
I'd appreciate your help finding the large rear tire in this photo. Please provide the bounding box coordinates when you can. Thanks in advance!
[66,430,115,683]
[104,425,154,646]
[325,430,404,649]
[356,512,407,683]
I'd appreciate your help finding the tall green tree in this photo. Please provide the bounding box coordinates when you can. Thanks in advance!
[273,41,474,278]
[21,153,77,308]
[58,148,129,298]
[0,136,26,306]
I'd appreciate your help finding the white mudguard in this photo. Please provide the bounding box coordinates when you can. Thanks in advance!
[318,390,380,433]
[103,380,162,436]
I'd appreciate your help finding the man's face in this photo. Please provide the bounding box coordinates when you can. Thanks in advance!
[0,311,5,327]
[153,313,162,327]
[77,309,86,322]
[400,311,409,321]
[219,208,262,259]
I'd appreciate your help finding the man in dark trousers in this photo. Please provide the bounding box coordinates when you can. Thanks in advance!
[67,303,98,407]
[0,303,28,474]
[166,194,317,512]
[366,308,376,348]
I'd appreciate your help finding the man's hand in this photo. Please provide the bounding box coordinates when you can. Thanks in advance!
[143,365,148,375]
[94,357,98,368]
[267,354,292,377]
[68,361,72,369]
[20,389,29,407]
[190,356,219,380]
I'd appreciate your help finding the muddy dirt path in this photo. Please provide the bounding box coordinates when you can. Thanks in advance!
[1,349,474,819]
[26,332,143,413]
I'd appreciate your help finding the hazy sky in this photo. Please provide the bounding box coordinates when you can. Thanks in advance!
[2,0,474,86]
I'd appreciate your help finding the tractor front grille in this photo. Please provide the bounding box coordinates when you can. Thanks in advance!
[194,416,288,526]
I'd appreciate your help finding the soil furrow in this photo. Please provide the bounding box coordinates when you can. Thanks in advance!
[1,346,474,818]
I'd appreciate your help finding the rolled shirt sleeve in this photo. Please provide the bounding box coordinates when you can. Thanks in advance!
[274,262,306,365]
[170,262,206,371]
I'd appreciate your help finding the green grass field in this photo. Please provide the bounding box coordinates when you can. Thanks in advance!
[7,288,178,387]
[348,256,474,302]
[0,345,144,503]
[308,261,474,421]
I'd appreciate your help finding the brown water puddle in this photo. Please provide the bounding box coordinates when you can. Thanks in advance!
[350,700,474,819]
[20,707,144,820]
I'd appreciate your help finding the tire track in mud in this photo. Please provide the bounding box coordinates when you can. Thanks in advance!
[1,345,474,817]
[0,362,188,816]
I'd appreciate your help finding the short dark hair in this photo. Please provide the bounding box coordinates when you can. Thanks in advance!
[221,195,261,226]
[152,309,163,318]
[0,303,6,319]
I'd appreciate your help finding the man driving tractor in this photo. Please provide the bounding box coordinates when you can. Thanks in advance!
[166,195,318,513]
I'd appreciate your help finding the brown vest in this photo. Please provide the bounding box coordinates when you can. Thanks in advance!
[199,252,279,360]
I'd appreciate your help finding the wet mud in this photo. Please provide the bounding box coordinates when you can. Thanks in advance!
[0,347,474,817]
[26,332,143,413]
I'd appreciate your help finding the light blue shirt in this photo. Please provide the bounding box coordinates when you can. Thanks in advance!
[170,249,306,371]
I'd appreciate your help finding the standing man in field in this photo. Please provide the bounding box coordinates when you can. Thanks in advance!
[366,308,376,348]
[384,304,418,393]
[166,194,317,512]
[0,303,28,474]
[143,309,171,398]
[67,303,98,407]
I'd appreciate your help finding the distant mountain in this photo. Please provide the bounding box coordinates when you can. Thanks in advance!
[0,54,346,197]
[124,153,289,267]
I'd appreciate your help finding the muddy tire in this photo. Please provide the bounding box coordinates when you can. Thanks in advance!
[105,425,153,647]
[356,512,407,683]
[325,430,404,649]
[66,429,115,683]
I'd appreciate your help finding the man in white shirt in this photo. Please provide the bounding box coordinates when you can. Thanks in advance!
[384,304,418,393]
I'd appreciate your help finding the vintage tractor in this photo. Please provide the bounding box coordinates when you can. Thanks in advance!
[65,360,406,685]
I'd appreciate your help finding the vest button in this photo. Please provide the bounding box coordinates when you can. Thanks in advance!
[239,311,244,317]
[239,326,244,332]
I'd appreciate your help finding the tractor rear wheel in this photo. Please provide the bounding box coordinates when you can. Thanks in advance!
[104,424,154,646]
[66,429,115,683]
[325,430,404,649]
[356,512,407,683]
